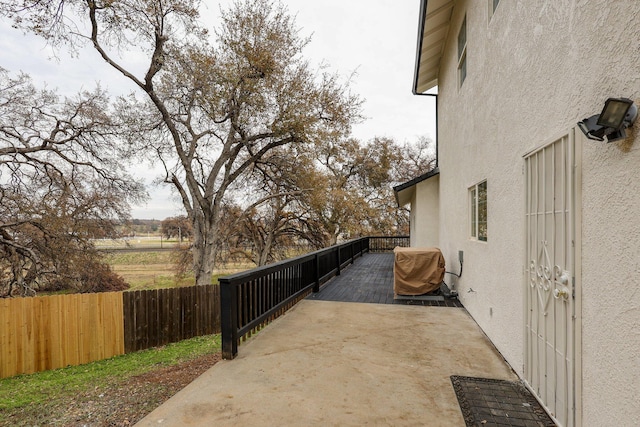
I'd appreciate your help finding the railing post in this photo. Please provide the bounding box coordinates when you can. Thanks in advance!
[336,246,341,276]
[351,241,355,264]
[220,277,238,359]
[313,253,320,293]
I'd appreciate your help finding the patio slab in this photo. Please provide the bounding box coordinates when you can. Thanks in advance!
[136,300,517,426]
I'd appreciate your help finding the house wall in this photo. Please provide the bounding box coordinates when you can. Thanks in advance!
[433,1,640,425]
[410,175,440,248]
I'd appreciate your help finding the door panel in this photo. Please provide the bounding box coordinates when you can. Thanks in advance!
[524,132,579,427]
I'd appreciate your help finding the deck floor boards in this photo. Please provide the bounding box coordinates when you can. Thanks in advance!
[307,253,463,307]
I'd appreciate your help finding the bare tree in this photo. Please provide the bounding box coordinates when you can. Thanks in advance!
[219,134,436,260]
[298,136,436,244]
[1,0,362,286]
[0,68,144,296]
[222,147,312,266]
[300,137,399,245]
[396,135,437,178]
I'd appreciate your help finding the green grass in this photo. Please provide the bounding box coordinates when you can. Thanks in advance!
[0,334,220,412]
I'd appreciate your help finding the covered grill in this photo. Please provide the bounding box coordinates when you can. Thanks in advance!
[393,247,445,296]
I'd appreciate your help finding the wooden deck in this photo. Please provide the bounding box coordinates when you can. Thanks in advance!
[307,253,463,307]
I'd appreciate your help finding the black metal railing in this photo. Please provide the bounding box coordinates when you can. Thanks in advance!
[220,236,408,359]
[368,235,410,252]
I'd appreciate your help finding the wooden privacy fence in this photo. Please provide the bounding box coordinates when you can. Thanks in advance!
[0,285,220,379]
[123,286,220,352]
[0,292,124,379]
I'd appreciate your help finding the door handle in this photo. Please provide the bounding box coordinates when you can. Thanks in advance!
[554,286,570,300]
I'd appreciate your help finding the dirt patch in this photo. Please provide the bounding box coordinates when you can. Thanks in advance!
[2,353,221,427]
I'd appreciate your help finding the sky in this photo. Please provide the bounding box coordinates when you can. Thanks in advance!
[0,0,436,219]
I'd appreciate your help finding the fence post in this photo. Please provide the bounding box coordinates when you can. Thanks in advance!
[336,246,341,276]
[220,277,238,359]
[313,253,320,293]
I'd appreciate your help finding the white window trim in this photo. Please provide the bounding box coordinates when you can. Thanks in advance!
[457,15,467,87]
[469,180,487,242]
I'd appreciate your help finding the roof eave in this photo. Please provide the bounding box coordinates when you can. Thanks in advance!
[412,0,455,94]
[412,0,430,95]
[393,168,440,206]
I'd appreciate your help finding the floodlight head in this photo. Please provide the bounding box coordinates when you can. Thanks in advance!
[578,98,638,142]
[597,98,637,129]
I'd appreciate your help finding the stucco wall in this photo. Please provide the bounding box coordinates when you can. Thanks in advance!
[411,175,440,248]
[433,0,640,425]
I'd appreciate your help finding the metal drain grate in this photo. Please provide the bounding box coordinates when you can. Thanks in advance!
[450,376,556,427]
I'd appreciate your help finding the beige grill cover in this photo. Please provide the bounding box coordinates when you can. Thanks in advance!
[393,247,445,295]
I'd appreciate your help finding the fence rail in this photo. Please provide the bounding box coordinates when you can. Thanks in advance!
[220,236,407,359]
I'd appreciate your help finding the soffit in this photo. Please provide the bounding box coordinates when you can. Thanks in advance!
[393,168,440,207]
[413,0,455,93]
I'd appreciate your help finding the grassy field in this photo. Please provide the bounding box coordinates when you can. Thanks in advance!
[105,250,193,290]
[93,237,183,250]
[104,250,253,290]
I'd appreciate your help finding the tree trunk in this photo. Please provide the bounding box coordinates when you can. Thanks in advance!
[328,225,340,246]
[192,212,217,286]
[257,231,274,266]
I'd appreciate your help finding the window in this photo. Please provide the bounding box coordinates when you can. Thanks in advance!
[457,16,467,87]
[489,0,501,20]
[470,181,487,241]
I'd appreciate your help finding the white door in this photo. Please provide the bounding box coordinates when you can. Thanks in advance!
[524,131,581,427]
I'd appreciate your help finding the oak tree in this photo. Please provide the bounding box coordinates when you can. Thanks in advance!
[1,0,362,285]
[226,147,314,266]
[160,215,193,241]
[0,68,143,296]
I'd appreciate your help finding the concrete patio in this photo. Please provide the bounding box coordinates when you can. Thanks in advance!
[136,298,517,426]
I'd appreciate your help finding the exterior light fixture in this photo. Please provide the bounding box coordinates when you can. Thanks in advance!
[577,97,638,142]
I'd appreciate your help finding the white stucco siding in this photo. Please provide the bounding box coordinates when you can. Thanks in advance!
[411,175,440,248]
[409,191,417,246]
[436,0,528,380]
[581,130,640,427]
[432,0,640,425]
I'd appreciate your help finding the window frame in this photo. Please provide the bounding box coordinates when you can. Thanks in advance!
[489,0,501,21]
[457,15,467,87]
[469,180,487,242]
